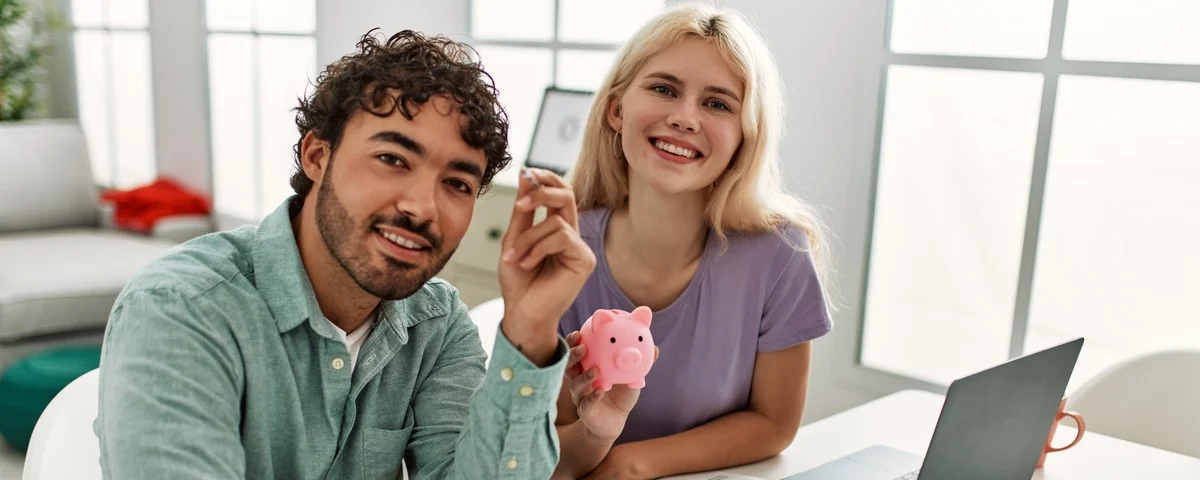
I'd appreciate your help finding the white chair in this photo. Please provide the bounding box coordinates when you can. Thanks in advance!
[1066,349,1200,459]
[22,368,101,480]
[467,297,504,367]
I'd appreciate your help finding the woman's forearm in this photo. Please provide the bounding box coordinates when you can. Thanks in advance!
[552,420,616,479]
[625,410,795,478]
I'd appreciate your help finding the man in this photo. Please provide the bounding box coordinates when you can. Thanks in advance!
[95,30,602,479]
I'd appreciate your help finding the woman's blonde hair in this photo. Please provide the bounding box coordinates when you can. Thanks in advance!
[571,2,832,280]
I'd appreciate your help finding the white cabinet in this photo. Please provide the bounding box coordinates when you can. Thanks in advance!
[439,182,517,309]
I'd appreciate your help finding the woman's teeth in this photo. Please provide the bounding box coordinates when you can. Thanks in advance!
[654,139,697,159]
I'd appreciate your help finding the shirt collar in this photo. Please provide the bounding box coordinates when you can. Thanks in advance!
[250,196,450,337]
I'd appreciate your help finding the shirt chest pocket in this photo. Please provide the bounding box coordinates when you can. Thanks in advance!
[361,406,415,480]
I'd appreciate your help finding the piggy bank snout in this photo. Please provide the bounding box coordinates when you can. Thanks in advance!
[615,347,644,371]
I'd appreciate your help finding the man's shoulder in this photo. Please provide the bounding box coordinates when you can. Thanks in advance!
[119,225,259,306]
[389,276,470,328]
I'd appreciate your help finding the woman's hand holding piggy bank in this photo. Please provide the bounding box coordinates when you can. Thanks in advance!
[579,306,655,392]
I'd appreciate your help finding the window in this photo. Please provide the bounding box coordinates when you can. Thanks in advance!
[206,0,316,221]
[860,0,1200,391]
[469,0,664,184]
[71,0,156,188]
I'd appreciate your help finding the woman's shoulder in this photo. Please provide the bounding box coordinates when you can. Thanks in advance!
[722,222,811,260]
[578,208,611,240]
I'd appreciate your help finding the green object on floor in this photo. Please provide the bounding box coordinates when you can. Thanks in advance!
[0,345,101,452]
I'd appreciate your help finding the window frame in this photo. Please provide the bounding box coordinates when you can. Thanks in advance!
[849,0,1200,394]
[204,3,317,224]
[466,0,638,175]
[69,0,158,189]
[467,0,625,85]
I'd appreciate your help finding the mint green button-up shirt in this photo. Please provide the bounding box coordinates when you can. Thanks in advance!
[95,198,567,479]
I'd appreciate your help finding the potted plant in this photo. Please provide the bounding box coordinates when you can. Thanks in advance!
[0,0,61,121]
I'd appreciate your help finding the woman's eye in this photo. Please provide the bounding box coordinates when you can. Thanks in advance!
[651,84,674,96]
[706,99,731,111]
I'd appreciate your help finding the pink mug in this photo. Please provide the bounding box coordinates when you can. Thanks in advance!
[1037,397,1086,468]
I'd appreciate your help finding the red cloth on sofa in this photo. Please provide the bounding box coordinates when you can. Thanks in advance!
[99,178,211,233]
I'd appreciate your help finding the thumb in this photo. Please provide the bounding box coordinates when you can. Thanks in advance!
[502,169,538,251]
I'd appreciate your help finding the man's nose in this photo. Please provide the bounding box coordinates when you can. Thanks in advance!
[394,179,438,224]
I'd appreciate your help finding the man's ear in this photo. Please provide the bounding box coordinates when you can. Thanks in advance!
[300,131,330,184]
[605,95,623,132]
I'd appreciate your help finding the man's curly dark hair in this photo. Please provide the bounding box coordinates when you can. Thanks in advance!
[290,29,511,197]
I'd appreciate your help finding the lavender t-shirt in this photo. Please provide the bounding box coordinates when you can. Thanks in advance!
[558,208,833,445]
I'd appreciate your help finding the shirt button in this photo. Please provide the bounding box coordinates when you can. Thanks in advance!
[519,385,534,397]
[500,367,514,381]
[507,457,518,470]
[332,357,345,370]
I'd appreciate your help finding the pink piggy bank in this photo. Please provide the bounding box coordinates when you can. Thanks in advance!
[579,306,655,392]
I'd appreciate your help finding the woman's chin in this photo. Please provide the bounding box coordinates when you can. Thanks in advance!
[630,159,713,197]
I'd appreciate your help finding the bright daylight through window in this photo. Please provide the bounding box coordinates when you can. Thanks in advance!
[861,0,1200,392]
[469,0,665,185]
[206,0,316,221]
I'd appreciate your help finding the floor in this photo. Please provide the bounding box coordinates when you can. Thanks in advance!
[0,439,22,479]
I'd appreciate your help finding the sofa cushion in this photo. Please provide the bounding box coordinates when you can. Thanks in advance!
[0,229,175,341]
[0,121,99,233]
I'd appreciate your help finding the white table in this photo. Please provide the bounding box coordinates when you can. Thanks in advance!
[671,389,1200,480]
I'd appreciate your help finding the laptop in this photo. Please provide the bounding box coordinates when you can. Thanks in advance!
[786,337,1084,480]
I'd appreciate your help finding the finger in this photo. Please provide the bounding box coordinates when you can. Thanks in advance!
[514,185,574,214]
[570,367,598,399]
[523,168,579,228]
[518,229,575,270]
[566,331,582,347]
[534,231,594,275]
[501,168,540,252]
[515,186,577,228]
[578,386,603,412]
[654,346,660,362]
[523,167,567,188]
[504,215,569,267]
[565,343,587,373]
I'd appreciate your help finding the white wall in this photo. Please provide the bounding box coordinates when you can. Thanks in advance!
[315,0,470,67]
[148,0,212,196]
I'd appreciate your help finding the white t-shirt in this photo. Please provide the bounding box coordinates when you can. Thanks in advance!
[327,312,375,372]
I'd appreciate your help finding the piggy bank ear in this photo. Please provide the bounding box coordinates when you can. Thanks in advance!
[592,309,618,329]
[630,306,652,327]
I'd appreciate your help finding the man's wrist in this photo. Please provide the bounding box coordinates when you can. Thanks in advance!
[499,316,559,367]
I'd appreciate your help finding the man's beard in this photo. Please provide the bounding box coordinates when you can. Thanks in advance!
[315,169,455,300]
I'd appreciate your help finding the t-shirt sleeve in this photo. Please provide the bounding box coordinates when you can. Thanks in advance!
[757,230,833,352]
[559,301,586,337]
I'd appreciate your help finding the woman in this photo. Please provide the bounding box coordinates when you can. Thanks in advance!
[525,3,835,479]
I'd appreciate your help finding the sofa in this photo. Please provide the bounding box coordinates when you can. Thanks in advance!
[0,120,212,372]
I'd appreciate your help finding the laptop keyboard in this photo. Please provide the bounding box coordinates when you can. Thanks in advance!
[894,469,920,480]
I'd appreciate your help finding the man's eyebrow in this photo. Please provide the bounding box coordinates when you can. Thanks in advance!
[646,71,742,102]
[368,131,424,156]
[449,159,484,183]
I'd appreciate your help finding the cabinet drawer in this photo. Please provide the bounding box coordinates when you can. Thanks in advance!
[455,185,517,273]
[451,264,502,309]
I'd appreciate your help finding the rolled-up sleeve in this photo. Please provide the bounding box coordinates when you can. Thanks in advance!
[405,301,568,479]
